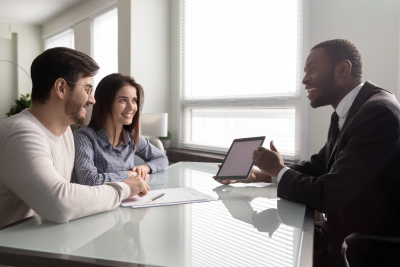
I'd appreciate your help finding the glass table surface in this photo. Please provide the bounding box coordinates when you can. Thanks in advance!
[0,162,313,267]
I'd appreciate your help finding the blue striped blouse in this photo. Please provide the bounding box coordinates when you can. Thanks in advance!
[72,127,168,186]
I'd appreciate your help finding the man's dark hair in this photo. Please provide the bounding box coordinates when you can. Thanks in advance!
[31,47,99,104]
[312,39,363,85]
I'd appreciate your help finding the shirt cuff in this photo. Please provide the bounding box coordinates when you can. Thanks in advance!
[145,163,154,174]
[106,182,131,200]
[277,167,291,183]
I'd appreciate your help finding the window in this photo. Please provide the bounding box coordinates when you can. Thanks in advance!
[181,0,303,160]
[44,28,74,50]
[91,7,118,88]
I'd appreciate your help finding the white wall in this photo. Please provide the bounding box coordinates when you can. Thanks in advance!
[0,22,42,121]
[129,0,171,115]
[169,0,180,148]
[0,34,17,120]
[117,0,171,114]
[307,0,400,158]
[74,19,91,56]
[74,18,93,125]
[11,23,42,96]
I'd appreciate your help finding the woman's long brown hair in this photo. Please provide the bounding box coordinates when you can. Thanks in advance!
[88,73,144,148]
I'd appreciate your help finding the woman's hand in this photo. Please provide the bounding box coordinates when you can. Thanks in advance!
[132,164,151,179]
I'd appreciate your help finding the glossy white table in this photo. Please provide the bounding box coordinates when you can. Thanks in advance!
[0,162,314,267]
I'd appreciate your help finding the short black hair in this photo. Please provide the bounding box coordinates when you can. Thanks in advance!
[31,47,99,104]
[312,39,363,85]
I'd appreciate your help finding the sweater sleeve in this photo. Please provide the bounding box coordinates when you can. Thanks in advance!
[0,123,128,223]
[135,135,169,173]
[73,130,129,185]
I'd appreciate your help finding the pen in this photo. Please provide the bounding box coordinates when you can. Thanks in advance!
[146,193,165,203]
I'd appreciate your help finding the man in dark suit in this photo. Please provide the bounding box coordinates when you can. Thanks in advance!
[217,39,400,266]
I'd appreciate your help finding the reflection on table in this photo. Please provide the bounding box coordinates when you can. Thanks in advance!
[213,184,305,237]
[0,162,311,267]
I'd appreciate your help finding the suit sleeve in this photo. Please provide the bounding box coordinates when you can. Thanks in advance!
[278,103,400,213]
[288,144,327,178]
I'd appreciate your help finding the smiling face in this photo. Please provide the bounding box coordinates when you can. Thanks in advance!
[65,76,95,124]
[110,85,138,127]
[302,47,341,109]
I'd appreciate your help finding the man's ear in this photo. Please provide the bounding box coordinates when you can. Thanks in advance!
[53,78,67,99]
[339,60,352,76]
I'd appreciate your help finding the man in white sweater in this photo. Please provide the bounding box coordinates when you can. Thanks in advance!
[0,47,149,227]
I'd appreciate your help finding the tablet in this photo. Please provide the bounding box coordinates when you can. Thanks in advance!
[215,136,265,180]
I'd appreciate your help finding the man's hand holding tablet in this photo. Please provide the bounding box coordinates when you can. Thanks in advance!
[214,166,272,185]
[214,138,286,185]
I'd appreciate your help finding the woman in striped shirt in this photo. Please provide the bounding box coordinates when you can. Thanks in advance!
[73,73,168,186]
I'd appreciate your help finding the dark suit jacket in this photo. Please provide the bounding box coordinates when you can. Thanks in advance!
[278,81,400,262]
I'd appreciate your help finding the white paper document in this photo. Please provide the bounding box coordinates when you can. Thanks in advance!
[121,188,216,208]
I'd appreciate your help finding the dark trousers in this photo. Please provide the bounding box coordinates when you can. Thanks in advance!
[314,221,345,267]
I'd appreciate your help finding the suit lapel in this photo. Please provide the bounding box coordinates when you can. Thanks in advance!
[326,81,378,170]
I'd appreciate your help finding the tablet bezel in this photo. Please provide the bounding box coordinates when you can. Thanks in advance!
[215,136,265,180]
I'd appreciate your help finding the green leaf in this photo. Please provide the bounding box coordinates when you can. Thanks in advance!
[7,94,32,117]
[159,131,172,140]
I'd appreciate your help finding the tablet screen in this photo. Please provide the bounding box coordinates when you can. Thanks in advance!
[216,137,265,180]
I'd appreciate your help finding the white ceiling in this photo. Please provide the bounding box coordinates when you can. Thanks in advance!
[0,0,85,25]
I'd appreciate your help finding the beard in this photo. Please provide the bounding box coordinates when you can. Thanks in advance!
[65,97,87,125]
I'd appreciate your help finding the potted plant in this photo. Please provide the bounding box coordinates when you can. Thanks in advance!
[7,94,31,117]
[159,131,171,149]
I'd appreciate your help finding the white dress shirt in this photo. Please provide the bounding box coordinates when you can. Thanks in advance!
[275,83,364,183]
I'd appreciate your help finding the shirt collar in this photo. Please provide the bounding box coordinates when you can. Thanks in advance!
[96,128,132,148]
[335,83,364,119]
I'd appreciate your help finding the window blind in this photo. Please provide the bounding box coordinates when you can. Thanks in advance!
[44,28,74,50]
[91,7,118,89]
[181,0,303,160]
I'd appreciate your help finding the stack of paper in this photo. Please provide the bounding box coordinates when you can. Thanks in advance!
[121,187,216,208]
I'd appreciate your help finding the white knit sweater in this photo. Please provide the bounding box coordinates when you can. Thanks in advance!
[0,109,130,227]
